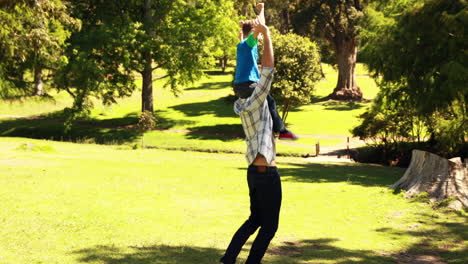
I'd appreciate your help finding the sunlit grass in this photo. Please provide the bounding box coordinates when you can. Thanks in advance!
[0,64,378,154]
[0,138,466,264]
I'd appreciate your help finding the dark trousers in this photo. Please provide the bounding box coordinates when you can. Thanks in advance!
[220,165,282,264]
[234,82,285,133]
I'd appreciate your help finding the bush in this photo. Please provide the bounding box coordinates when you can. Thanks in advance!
[269,29,322,122]
[137,111,157,132]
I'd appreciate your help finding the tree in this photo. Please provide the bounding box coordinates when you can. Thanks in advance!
[62,0,228,117]
[207,0,239,72]
[293,0,365,100]
[234,0,256,18]
[0,0,79,97]
[360,0,467,154]
[270,30,322,122]
[263,0,294,34]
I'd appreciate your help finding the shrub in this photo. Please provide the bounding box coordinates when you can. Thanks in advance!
[269,29,322,122]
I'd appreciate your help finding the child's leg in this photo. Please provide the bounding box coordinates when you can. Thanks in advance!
[234,82,256,98]
[266,94,286,133]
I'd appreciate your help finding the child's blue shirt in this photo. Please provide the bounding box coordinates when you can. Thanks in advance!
[234,33,260,84]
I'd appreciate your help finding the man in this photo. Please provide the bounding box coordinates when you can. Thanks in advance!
[220,18,281,264]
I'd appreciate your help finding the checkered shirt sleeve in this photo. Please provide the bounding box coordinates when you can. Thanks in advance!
[234,67,276,165]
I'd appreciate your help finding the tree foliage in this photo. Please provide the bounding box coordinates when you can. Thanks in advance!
[57,0,232,122]
[270,29,322,122]
[355,0,467,155]
[206,0,239,72]
[234,0,256,18]
[292,0,366,100]
[0,0,80,97]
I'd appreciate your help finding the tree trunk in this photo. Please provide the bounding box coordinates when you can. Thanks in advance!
[34,65,44,96]
[280,8,290,34]
[329,39,362,101]
[319,63,326,80]
[141,61,153,113]
[141,0,153,113]
[390,150,468,210]
[219,56,228,73]
[281,98,291,124]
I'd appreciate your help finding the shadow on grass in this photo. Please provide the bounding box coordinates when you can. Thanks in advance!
[185,124,244,141]
[0,112,142,144]
[268,238,397,264]
[73,244,223,264]
[185,81,232,91]
[0,93,57,103]
[170,96,237,118]
[203,70,234,76]
[154,110,196,130]
[373,211,468,264]
[275,162,405,187]
[72,239,399,264]
[322,101,365,111]
[310,95,330,103]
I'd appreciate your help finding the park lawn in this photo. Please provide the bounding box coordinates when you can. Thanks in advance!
[0,137,466,264]
[0,91,74,118]
[0,64,377,150]
[142,131,343,156]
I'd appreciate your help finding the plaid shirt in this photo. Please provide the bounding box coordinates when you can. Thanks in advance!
[234,67,276,165]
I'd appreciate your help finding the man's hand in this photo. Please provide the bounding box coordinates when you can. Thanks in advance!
[253,19,269,36]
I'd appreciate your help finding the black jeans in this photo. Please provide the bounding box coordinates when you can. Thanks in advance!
[234,82,286,133]
[220,165,282,264]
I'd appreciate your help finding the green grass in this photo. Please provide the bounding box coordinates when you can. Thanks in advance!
[0,64,376,154]
[0,91,74,117]
[1,65,465,264]
[0,137,466,264]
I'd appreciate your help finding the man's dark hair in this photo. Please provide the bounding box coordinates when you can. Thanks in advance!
[242,22,253,37]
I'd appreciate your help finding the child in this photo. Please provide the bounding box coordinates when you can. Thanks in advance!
[233,3,298,140]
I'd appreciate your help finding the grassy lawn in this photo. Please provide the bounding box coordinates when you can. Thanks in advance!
[1,137,466,264]
[0,64,376,154]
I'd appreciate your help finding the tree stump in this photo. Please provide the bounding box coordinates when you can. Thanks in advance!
[390,150,468,210]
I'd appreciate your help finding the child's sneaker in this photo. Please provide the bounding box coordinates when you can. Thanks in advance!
[279,130,298,140]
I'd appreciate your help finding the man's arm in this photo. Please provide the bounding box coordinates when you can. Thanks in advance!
[258,24,273,68]
[253,3,265,40]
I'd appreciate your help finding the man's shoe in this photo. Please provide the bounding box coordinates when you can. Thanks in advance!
[279,130,298,140]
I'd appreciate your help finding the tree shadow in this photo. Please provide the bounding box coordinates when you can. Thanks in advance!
[185,124,244,141]
[275,162,405,187]
[322,101,365,111]
[185,81,232,91]
[203,70,234,76]
[169,96,237,118]
[310,95,330,103]
[268,238,397,264]
[154,109,196,130]
[72,244,223,264]
[0,93,57,103]
[373,210,468,264]
[0,112,142,144]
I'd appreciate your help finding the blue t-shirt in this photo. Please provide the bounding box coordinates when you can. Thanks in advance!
[234,33,260,84]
